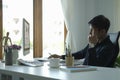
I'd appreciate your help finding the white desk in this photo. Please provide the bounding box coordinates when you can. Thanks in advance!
[0,62,120,80]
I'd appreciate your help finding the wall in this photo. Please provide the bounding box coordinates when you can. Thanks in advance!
[94,0,120,32]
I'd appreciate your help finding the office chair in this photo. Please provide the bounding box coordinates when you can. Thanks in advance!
[109,31,120,67]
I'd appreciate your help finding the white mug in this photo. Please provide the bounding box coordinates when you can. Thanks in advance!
[49,58,60,68]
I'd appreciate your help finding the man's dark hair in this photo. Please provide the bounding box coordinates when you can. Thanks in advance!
[88,15,110,32]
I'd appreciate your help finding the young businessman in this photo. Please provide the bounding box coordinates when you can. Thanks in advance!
[49,15,117,67]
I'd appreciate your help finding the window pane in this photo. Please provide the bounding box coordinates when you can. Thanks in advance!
[2,0,33,59]
[43,0,64,57]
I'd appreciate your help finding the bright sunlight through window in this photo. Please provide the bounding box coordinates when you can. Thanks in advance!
[43,0,64,57]
[3,0,33,59]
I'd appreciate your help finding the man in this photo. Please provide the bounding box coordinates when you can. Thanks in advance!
[49,15,116,67]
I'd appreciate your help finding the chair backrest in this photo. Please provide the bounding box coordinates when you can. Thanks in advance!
[109,31,120,53]
[109,31,120,46]
[109,31,120,66]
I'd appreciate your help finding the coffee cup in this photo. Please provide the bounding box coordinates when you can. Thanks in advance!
[49,58,60,68]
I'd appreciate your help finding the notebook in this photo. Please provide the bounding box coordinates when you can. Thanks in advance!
[60,65,97,72]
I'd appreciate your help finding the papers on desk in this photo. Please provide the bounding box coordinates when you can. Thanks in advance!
[18,59,44,67]
[35,57,49,62]
[60,65,97,72]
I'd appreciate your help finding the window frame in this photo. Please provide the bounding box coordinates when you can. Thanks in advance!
[33,0,43,57]
[0,0,3,59]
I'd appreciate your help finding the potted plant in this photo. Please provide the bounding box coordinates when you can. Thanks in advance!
[8,44,21,64]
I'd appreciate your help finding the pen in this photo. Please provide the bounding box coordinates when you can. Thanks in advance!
[49,53,52,56]
[66,48,68,57]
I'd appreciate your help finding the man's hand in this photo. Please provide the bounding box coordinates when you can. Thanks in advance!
[88,34,98,47]
[48,54,61,59]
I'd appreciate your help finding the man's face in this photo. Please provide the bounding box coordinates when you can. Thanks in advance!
[89,25,99,39]
[89,25,107,43]
[89,25,106,40]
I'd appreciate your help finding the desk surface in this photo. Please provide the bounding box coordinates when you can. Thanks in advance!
[0,62,120,80]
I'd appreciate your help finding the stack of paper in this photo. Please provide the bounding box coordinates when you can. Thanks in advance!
[60,65,97,72]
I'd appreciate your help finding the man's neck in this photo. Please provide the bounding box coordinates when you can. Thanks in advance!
[98,35,107,43]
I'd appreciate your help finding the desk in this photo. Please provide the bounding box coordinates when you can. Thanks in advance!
[0,62,120,80]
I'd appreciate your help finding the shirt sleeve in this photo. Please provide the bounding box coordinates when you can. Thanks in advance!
[61,45,89,59]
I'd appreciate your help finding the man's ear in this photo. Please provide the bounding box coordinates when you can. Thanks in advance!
[101,29,106,33]
[100,29,106,35]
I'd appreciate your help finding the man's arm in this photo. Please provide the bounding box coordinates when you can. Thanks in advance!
[61,45,89,59]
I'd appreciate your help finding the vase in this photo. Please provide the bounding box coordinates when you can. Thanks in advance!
[12,49,18,64]
[4,47,13,65]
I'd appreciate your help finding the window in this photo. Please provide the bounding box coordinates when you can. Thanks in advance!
[42,0,64,57]
[2,0,33,59]
[1,0,65,58]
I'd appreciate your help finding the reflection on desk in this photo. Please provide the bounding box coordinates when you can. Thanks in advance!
[60,65,97,72]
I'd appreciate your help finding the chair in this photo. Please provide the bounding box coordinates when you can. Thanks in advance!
[109,31,120,67]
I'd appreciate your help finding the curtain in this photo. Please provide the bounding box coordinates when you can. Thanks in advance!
[61,0,88,53]
[61,0,77,53]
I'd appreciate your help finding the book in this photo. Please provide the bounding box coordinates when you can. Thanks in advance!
[60,65,97,72]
